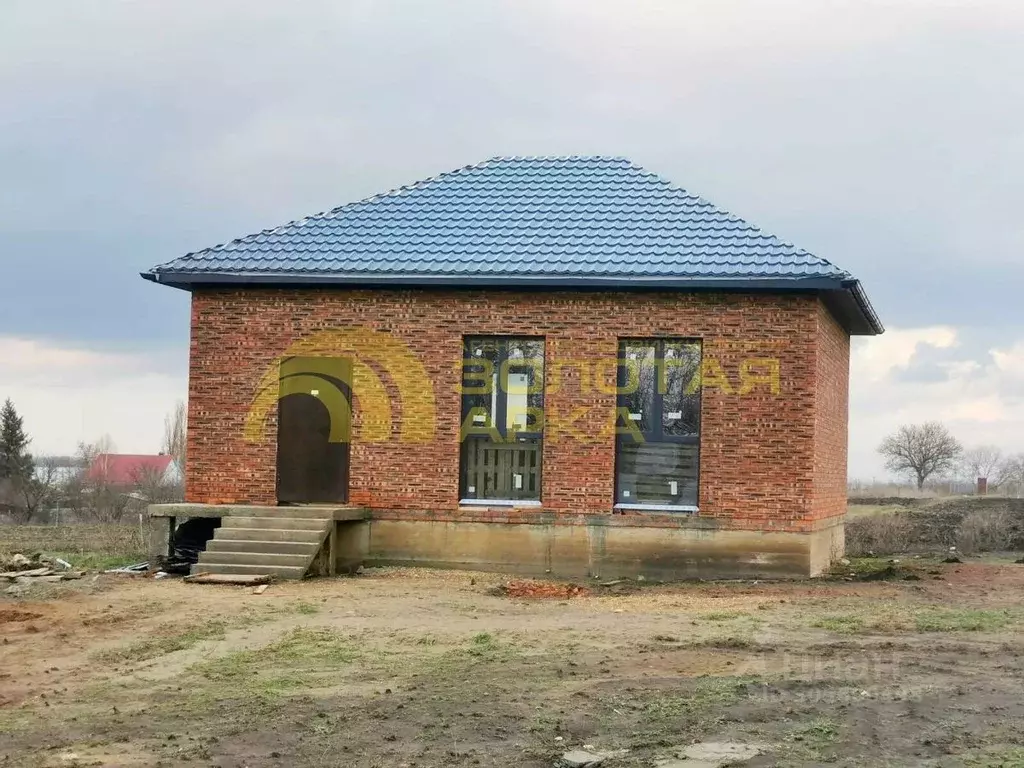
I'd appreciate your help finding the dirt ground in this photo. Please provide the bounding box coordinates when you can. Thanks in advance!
[3,559,1024,768]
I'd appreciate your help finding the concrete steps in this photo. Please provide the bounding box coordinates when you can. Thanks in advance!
[191,510,334,580]
[215,527,325,543]
[206,539,320,555]
[221,517,328,530]
[191,562,307,579]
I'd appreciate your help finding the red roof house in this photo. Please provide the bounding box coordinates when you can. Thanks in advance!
[87,454,182,486]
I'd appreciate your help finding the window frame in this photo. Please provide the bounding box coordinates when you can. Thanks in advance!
[459,336,545,505]
[613,338,702,512]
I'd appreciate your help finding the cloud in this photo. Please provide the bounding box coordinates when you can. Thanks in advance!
[849,326,1024,479]
[854,326,958,382]
[0,336,186,456]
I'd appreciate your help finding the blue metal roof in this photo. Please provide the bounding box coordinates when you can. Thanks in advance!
[143,156,881,333]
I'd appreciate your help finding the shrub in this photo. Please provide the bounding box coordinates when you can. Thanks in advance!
[955,510,1015,554]
[845,513,915,556]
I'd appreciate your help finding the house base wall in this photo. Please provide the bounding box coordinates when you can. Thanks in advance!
[356,517,842,580]
[149,504,843,580]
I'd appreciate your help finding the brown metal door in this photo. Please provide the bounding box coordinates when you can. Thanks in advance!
[276,356,352,504]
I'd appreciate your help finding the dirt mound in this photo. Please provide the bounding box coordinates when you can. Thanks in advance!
[847,497,1024,556]
[848,496,928,508]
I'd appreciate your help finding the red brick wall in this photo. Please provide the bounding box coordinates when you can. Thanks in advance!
[811,302,851,524]
[185,288,847,532]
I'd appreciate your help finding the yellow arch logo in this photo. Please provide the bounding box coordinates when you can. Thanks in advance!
[244,329,436,444]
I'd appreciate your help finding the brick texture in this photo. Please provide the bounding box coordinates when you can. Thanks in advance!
[811,302,851,527]
[185,289,849,533]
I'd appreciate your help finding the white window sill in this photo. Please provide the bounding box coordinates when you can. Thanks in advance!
[614,503,698,514]
[459,499,542,508]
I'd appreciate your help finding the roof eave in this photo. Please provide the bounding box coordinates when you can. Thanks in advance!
[141,270,883,335]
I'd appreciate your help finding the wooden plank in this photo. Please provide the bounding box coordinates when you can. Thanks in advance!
[0,568,52,578]
[184,573,273,586]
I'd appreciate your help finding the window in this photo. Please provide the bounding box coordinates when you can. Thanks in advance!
[615,339,701,509]
[460,337,544,503]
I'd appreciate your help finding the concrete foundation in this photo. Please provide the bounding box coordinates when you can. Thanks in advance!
[362,518,842,580]
[149,504,842,580]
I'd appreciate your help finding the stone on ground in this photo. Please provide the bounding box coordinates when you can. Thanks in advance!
[559,750,608,767]
[655,741,769,767]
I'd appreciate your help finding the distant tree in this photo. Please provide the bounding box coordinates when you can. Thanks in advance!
[67,437,127,522]
[960,445,1003,483]
[162,400,187,471]
[997,454,1024,495]
[0,398,33,482]
[17,457,62,522]
[0,399,35,520]
[878,422,963,491]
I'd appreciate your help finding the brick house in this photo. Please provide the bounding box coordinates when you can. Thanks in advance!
[143,156,882,580]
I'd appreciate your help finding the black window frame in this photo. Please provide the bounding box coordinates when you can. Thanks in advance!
[459,336,545,503]
[614,338,702,510]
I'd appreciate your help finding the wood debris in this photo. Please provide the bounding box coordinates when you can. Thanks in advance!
[184,573,273,586]
[0,553,82,583]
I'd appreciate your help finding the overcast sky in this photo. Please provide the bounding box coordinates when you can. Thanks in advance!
[2,0,1022,480]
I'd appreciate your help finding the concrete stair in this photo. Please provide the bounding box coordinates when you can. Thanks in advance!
[191,510,335,580]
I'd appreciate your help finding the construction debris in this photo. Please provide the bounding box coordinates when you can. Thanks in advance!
[184,573,273,586]
[0,553,83,586]
[253,584,270,594]
[105,562,149,574]
[156,517,222,575]
[2,552,71,572]
[491,580,589,599]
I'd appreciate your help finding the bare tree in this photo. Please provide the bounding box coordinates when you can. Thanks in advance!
[997,454,1024,496]
[68,437,128,522]
[878,422,963,491]
[129,463,184,506]
[162,400,187,471]
[18,457,63,522]
[960,445,1003,484]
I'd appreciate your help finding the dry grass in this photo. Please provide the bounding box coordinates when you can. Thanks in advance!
[0,523,146,568]
[846,505,1024,556]
[956,510,1015,555]
[845,512,916,556]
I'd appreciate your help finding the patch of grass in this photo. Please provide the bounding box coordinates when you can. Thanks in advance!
[467,632,505,659]
[57,552,144,570]
[293,601,320,615]
[913,608,1013,633]
[963,747,1024,767]
[701,611,745,621]
[845,504,901,519]
[95,620,226,664]
[785,717,843,760]
[643,676,758,722]
[421,631,521,671]
[192,627,361,699]
[812,614,866,634]
[809,606,1016,635]
[0,524,146,573]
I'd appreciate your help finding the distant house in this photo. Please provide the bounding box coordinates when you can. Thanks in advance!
[87,454,183,488]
